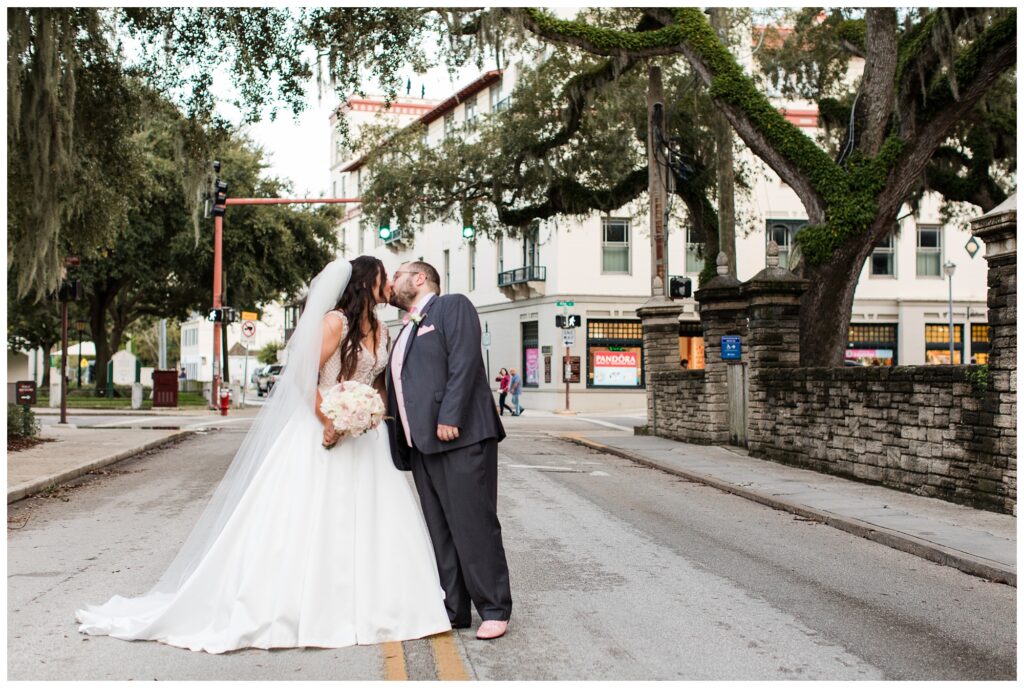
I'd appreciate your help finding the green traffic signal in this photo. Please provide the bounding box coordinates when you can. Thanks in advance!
[378,224,392,240]
[462,225,475,239]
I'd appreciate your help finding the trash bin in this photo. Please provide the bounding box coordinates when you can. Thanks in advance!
[152,370,179,408]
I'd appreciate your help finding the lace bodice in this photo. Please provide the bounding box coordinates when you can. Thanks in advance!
[318,311,389,391]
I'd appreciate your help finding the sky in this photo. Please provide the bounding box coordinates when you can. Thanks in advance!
[235,54,487,197]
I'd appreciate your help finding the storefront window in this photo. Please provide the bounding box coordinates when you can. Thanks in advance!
[522,321,539,387]
[678,321,705,369]
[970,324,990,364]
[846,324,898,366]
[586,320,644,388]
[924,323,963,364]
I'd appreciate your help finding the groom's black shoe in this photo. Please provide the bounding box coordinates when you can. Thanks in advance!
[451,619,472,629]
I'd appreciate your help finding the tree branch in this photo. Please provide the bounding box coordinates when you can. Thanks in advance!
[495,167,649,226]
[857,8,897,155]
[885,12,1016,213]
[510,8,685,59]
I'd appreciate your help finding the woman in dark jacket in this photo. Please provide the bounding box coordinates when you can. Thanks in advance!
[495,368,514,416]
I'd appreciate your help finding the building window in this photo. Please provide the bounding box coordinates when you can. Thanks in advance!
[443,249,450,293]
[465,95,477,127]
[601,218,630,274]
[766,219,806,269]
[685,225,704,274]
[678,321,704,370]
[870,231,896,277]
[358,220,365,254]
[490,82,510,112]
[332,180,336,199]
[469,242,476,291]
[970,324,990,364]
[444,112,455,139]
[586,319,644,388]
[846,324,898,366]
[917,225,942,276]
[924,323,963,364]
[356,169,362,195]
[523,223,539,267]
[496,235,504,274]
[341,176,346,200]
[522,321,540,388]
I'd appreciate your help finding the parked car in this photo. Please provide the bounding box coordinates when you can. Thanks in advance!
[256,364,283,396]
[250,365,267,388]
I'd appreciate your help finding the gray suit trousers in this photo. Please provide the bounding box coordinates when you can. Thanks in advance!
[410,438,513,623]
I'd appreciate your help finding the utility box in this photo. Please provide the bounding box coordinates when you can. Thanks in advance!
[152,370,179,408]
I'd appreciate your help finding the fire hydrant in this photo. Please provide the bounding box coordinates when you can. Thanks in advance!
[219,387,231,416]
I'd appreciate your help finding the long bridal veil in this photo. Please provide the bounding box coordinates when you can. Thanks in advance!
[111,258,351,601]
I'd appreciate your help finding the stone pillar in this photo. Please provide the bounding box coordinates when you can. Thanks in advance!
[970,195,1016,375]
[740,242,808,370]
[741,242,808,455]
[637,294,684,432]
[694,253,747,444]
[969,194,1016,513]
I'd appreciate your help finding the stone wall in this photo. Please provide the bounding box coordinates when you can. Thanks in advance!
[648,370,711,442]
[748,366,1015,513]
[638,198,1017,514]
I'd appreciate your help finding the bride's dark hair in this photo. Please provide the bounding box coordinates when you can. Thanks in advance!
[334,255,387,381]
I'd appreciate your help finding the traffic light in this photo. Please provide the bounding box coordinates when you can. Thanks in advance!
[207,308,223,322]
[378,223,392,241]
[670,276,692,299]
[462,224,475,239]
[222,307,237,324]
[556,314,581,328]
[461,205,475,239]
[211,180,228,216]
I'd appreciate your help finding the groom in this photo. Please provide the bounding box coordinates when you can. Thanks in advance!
[386,261,513,640]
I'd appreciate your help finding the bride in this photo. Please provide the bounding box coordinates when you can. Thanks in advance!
[76,256,451,654]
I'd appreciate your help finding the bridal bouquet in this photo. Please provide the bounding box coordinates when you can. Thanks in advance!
[319,381,387,444]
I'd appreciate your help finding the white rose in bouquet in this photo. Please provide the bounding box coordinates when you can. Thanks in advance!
[319,381,387,445]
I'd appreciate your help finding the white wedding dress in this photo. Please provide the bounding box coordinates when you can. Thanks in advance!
[76,307,451,654]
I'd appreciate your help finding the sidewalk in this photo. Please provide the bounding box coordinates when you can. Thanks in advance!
[558,430,1016,586]
[8,424,193,503]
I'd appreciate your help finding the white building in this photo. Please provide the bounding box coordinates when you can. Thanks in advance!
[322,55,989,411]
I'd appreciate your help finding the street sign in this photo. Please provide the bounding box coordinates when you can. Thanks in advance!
[721,335,742,360]
[241,320,256,343]
[556,300,575,307]
[562,328,576,346]
[16,381,36,406]
[241,310,259,321]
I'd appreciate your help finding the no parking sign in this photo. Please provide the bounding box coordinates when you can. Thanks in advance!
[241,320,256,344]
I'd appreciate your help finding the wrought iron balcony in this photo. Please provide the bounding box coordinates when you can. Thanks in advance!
[498,265,546,287]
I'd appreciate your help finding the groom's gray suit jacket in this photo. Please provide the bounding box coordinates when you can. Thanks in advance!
[386,293,506,470]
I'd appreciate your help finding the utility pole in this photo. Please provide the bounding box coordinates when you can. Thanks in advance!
[647,65,670,300]
[710,8,737,278]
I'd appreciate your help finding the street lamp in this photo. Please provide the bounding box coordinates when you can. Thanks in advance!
[943,260,957,364]
[75,320,87,387]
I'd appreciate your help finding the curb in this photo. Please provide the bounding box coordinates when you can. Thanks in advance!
[7,429,195,504]
[558,434,1016,587]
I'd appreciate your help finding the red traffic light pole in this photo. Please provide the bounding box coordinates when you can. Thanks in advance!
[208,194,361,410]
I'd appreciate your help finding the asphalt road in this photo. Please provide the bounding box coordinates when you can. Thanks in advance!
[8,415,1015,680]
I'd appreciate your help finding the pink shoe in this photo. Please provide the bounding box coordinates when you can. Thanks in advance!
[475,620,508,640]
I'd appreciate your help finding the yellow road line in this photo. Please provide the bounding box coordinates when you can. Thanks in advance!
[431,632,471,681]
[381,641,408,681]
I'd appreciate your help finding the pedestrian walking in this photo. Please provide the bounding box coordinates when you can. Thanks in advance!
[508,368,523,416]
[495,368,514,416]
